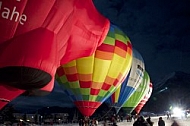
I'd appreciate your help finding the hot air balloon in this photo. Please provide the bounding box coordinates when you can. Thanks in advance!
[0,85,24,110]
[0,0,109,91]
[122,71,150,114]
[134,82,153,114]
[106,48,145,113]
[56,23,133,117]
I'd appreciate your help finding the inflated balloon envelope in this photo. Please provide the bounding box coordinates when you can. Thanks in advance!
[0,0,109,92]
[56,24,133,117]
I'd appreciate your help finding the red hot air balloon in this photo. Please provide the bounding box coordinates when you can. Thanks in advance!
[0,0,110,91]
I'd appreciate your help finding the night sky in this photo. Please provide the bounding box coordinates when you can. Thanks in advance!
[94,0,190,83]
[5,0,190,112]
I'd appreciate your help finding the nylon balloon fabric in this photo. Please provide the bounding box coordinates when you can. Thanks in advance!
[56,24,132,117]
[0,0,109,91]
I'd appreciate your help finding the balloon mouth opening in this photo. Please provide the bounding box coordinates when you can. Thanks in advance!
[0,66,51,90]
[74,101,102,117]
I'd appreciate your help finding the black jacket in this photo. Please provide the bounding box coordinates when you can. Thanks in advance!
[133,120,150,126]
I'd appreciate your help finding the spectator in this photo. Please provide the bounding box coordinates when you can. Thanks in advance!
[171,120,180,126]
[78,119,83,126]
[158,117,165,126]
[146,116,154,126]
[133,116,150,126]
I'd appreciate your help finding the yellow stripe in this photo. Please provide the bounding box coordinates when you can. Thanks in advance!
[120,52,133,75]
[76,55,94,74]
[115,86,121,102]
[63,60,76,67]
[93,58,111,82]
[107,54,126,78]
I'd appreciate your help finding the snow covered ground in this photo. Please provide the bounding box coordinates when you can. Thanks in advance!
[1,116,189,126]
[115,116,190,126]
[55,116,190,126]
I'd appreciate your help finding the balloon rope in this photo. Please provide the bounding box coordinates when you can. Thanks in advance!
[97,107,113,121]
[0,98,10,102]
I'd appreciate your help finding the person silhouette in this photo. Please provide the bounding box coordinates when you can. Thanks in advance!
[146,116,154,126]
[158,117,165,126]
[171,120,180,126]
[133,116,150,126]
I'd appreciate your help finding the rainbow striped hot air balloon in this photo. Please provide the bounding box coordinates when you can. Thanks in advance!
[106,48,145,113]
[56,24,132,117]
[122,70,150,114]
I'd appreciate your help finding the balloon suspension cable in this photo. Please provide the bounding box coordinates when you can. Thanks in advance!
[97,106,113,121]
[0,98,10,102]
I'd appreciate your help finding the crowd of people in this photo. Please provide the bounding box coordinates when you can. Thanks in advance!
[77,114,181,126]
[78,117,98,126]
[133,115,181,126]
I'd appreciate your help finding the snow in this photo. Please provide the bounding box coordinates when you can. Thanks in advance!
[55,116,190,126]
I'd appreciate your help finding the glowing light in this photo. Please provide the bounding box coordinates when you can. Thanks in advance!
[172,107,183,117]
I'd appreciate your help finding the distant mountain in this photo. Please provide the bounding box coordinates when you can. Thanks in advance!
[153,72,176,89]
[6,82,75,113]
[143,71,190,113]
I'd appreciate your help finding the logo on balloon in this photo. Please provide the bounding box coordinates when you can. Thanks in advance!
[0,0,27,25]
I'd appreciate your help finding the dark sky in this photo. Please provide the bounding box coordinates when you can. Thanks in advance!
[94,0,190,83]
[7,0,190,112]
